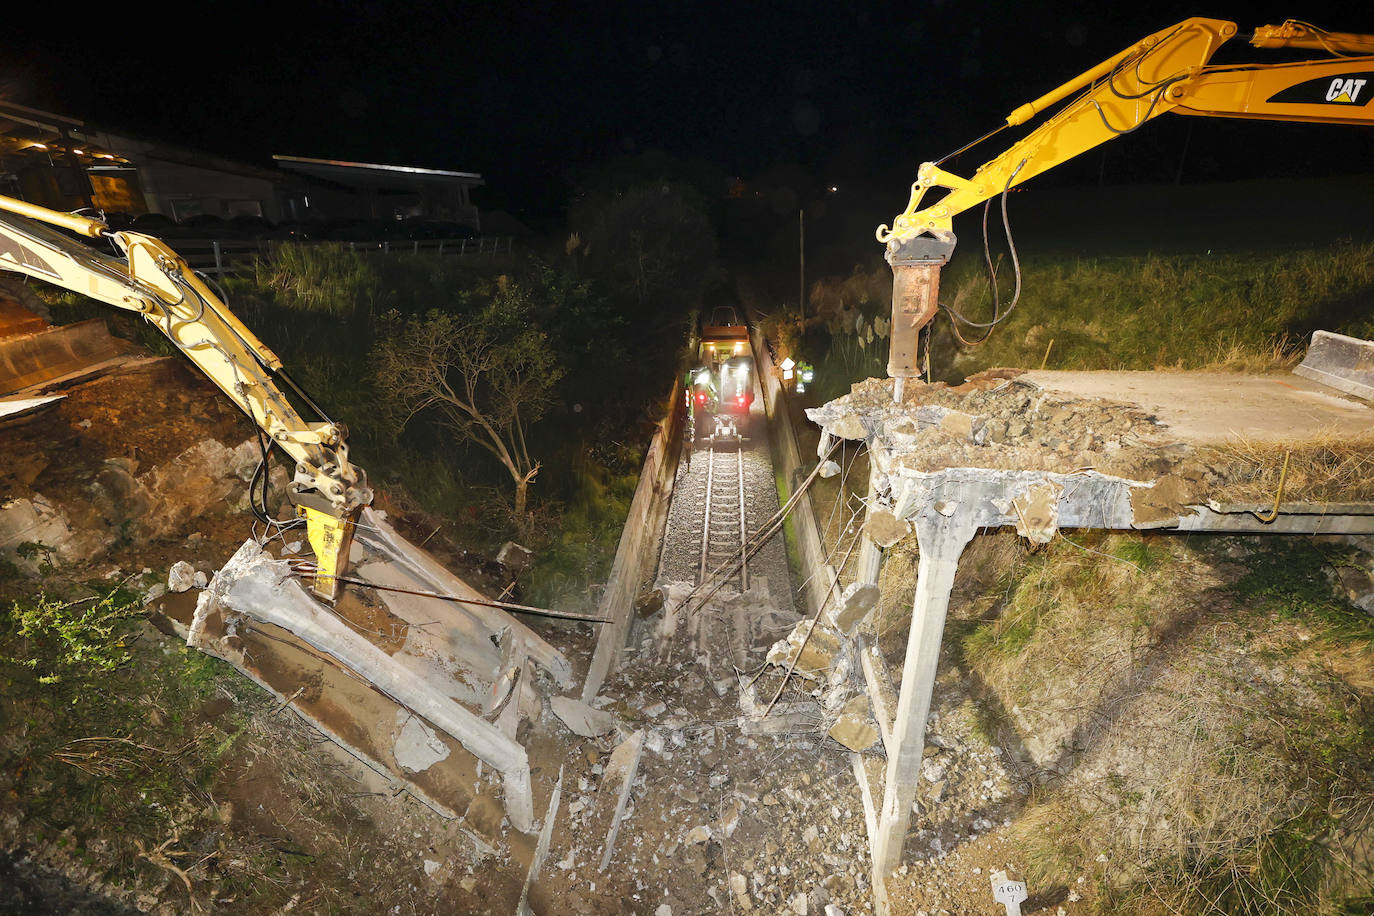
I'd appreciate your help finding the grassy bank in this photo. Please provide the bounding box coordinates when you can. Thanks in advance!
[756,239,1374,398]
[950,532,1374,914]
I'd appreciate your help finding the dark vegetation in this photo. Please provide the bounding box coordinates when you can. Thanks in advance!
[45,168,721,611]
[0,573,442,913]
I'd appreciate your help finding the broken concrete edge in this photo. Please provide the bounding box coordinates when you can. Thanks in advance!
[857,639,897,758]
[0,393,63,421]
[192,540,536,833]
[549,695,618,738]
[581,379,684,701]
[357,508,573,690]
[828,694,881,752]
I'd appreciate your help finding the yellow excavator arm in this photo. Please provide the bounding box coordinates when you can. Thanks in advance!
[0,194,370,600]
[878,17,1374,376]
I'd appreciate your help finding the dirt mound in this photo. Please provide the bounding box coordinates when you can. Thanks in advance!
[0,358,271,576]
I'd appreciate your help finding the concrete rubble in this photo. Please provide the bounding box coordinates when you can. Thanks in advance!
[166,560,197,593]
[827,695,880,753]
[549,695,617,738]
[766,619,844,680]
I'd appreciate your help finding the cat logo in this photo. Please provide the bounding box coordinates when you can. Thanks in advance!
[1269,71,1374,106]
[0,233,61,280]
[1327,77,1367,103]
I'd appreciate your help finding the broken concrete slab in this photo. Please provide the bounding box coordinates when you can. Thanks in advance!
[191,540,536,832]
[517,766,563,916]
[830,582,880,634]
[0,494,95,569]
[497,541,533,572]
[738,679,822,736]
[352,508,573,691]
[766,619,844,680]
[598,729,645,871]
[167,560,197,593]
[828,695,880,753]
[1009,481,1062,545]
[1019,369,1373,445]
[550,695,617,738]
[394,711,452,773]
[862,508,910,549]
[0,393,63,423]
[684,825,713,845]
[729,872,753,910]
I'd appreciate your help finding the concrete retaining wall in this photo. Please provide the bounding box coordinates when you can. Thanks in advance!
[581,381,685,700]
[750,327,838,619]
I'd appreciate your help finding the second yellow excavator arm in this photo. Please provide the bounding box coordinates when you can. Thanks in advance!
[876,16,1374,378]
[0,194,370,599]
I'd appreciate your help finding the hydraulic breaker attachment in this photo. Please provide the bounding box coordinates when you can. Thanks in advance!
[296,500,360,602]
[886,235,956,381]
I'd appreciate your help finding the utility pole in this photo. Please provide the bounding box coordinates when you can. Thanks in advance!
[799,208,806,320]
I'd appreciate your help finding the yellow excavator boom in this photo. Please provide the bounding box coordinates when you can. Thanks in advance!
[0,194,370,600]
[877,16,1374,379]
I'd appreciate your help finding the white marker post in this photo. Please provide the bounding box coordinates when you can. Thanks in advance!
[990,870,1028,916]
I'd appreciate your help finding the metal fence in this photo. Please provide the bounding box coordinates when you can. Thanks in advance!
[174,236,515,276]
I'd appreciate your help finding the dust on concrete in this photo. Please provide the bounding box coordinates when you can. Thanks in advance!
[820,371,1374,520]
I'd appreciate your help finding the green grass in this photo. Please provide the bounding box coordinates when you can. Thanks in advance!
[1227,539,1374,645]
[525,448,641,609]
[769,239,1374,391]
[938,240,1374,379]
[973,532,1374,915]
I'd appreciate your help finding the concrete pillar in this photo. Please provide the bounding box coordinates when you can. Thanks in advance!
[871,507,978,876]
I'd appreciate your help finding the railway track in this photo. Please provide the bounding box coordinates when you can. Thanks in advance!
[696,438,749,591]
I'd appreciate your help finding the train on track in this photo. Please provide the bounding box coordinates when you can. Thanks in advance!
[686,307,755,445]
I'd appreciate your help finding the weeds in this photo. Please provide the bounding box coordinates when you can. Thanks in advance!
[526,449,639,609]
[1206,432,1374,504]
[2,588,144,683]
[1228,539,1374,645]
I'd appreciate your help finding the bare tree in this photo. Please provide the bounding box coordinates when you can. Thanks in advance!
[375,299,562,518]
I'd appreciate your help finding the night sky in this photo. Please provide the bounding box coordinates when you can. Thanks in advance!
[3,1,1371,218]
